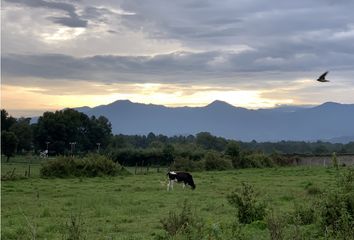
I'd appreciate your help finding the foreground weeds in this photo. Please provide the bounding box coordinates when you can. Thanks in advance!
[158,200,246,240]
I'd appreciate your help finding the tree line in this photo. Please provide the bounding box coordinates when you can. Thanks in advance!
[2,108,354,165]
[1,109,111,161]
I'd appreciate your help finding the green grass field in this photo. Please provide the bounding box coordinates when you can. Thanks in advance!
[1,162,339,239]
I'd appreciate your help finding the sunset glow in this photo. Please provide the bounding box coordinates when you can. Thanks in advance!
[2,82,297,117]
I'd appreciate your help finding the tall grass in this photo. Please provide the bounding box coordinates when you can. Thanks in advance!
[1,166,348,239]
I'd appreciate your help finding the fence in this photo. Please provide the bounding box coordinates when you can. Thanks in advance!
[296,154,354,166]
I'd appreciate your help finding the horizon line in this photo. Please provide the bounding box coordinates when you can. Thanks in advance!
[4,99,351,118]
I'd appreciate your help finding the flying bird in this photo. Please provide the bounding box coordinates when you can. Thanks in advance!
[317,71,330,82]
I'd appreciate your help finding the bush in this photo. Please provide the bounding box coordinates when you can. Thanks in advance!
[292,203,315,225]
[243,153,274,168]
[40,154,128,178]
[319,191,354,239]
[108,148,167,166]
[318,168,354,239]
[227,182,266,224]
[1,168,27,181]
[160,200,204,238]
[159,200,244,240]
[266,211,285,240]
[204,152,232,171]
[306,185,322,196]
[172,157,205,172]
[332,152,339,170]
[338,167,354,193]
[225,141,242,168]
[62,213,87,240]
[270,153,299,166]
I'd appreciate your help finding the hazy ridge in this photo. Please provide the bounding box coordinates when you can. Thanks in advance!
[72,100,354,143]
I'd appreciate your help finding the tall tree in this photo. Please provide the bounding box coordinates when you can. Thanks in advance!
[196,132,227,151]
[33,109,112,154]
[1,109,16,131]
[1,131,19,162]
[86,115,112,150]
[225,141,242,168]
[9,117,33,152]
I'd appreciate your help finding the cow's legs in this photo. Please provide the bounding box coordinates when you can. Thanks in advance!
[182,183,186,189]
[167,180,174,191]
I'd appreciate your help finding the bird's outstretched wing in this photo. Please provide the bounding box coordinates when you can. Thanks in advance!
[317,71,330,82]
[318,71,328,80]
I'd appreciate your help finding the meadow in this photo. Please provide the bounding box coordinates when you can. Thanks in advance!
[1,161,342,239]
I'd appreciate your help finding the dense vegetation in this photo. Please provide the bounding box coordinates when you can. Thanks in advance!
[2,108,354,170]
[40,154,129,178]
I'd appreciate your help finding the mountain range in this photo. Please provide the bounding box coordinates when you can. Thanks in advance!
[71,100,354,143]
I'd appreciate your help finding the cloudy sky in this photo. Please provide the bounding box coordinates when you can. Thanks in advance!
[2,0,354,117]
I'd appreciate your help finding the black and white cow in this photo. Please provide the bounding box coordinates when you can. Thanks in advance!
[167,171,196,191]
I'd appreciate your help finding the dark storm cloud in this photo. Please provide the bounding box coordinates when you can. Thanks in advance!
[2,0,354,87]
[3,44,354,84]
[120,0,354,48]
[5,0,76,12]
[4,0,88,27]
[2,53,214,81]
[48,16,87,28]
[119,0,354,74]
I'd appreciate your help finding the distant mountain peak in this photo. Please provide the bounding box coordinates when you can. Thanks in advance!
[72,106,91,112]
[206,100,235,108]
[106,99,167,110]
[110,99,133,105]
[321,101,340,106]
[313,101,344,110]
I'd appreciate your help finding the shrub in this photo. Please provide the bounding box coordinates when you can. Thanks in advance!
[225,141,242,168]
[160,200,204,237]
[62,213,86,240]
[338,167,354,193]
[227,182,266,224]
[202,222,247,240]
[319,191,354,239]
[306,186,322,195]
[304,182,323,195]
[1,168,27,181]
[332,152,339,170]
[108,148,167,166]
[40,154,127,178]
[243,153,274,168]
[159,200,248,240]
[172,157,205,172]
[266,211,285,240]
[204,152,232,171]
[270,153,299,166]
[292,203,315,225]
[318,168,354,239]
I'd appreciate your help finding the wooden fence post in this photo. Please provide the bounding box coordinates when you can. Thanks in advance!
[28,157,31,178]
[141,160,144,174]
[10,168,16,178]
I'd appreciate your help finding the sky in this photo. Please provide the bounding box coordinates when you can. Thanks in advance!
[1,0,354,117]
